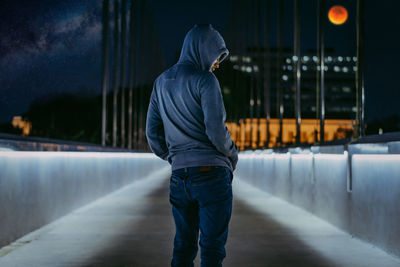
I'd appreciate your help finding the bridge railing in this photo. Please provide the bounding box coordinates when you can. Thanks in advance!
[0,133,150,152]
[236,132,400,258]
[0,134,167,249]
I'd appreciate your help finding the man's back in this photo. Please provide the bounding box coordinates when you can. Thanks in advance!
[146,24,238,173]
[146,24,238,267]
[155,63,216,152]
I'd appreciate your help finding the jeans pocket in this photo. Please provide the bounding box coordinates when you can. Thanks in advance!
[191,169,225,186]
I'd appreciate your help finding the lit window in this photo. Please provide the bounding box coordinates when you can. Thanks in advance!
[303,56,310,62]
[302,65,308,71]
[342,66,349,73]
[327,56,333,62]
[338,56,343,62]
[312,56,318,62]
[353,56,357,62]
[292,56,298,62]
[253,65,259,72]
[287,65,293,71]
[343,86,351,93]
[246,66,252,73]
[230,55,238,62]
[286,58,291,64]
[346,56,351,62]
[334,66,340,72]
[324,66,328,71]
[242,56,251,63]
[241,66,246,72]
[282,74,288,81]
[353,66,357,72]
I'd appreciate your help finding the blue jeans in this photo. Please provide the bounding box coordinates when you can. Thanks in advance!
[169,166,233,267]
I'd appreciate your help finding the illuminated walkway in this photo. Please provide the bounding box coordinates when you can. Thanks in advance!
[0,169,399,267]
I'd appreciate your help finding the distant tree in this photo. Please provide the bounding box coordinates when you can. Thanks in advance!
[22,84,152,147]
[0,122,22,135]
[24,92,102,144]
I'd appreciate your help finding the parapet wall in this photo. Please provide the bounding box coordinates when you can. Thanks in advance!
[235,142,400,258]
[0,151,169,248]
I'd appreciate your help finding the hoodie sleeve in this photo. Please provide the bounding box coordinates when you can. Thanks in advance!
[199,72,239,169]
[146,84,169,162]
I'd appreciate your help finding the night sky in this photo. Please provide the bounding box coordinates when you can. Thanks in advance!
[1,0,399,126]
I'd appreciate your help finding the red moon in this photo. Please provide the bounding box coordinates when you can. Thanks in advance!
[328,5,348,25]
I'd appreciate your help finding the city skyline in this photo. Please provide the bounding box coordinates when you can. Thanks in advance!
[0,0,399,133]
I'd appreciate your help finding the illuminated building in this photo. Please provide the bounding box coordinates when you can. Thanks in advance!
[12,116,32,136]
[226,118,354,150]
[228,47,357,119]
[219,47,357,149]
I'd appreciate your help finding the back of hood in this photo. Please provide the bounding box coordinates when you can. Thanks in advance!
[178,24,229,71]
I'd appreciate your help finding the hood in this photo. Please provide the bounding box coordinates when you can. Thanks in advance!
[178,24,229,71]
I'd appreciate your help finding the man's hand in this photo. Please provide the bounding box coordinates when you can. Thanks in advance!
[228,142,239,171]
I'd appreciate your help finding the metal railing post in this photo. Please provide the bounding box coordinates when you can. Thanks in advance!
[101,0,110,146]
[294,0,301,145]
[317,0,326,143]
[112,0,120,147]
[355,0,365,138]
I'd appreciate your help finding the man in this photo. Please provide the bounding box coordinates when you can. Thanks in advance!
[146,24,239,267]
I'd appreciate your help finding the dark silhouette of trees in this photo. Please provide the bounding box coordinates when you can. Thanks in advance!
[24,92,102,144]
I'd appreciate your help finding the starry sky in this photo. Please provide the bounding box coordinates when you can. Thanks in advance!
[0,0,103,123]
[1,0,399,125]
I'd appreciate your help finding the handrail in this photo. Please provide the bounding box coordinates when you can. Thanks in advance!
[0,133,149,152]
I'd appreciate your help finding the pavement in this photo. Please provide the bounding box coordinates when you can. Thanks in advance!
[0,168,399,267]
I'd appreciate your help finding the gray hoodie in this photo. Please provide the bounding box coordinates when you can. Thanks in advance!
[145,24,238,173]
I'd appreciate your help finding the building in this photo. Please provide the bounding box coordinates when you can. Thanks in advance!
[218,47,357,148]
[226,118,354,150]
[12,116,32,136]
[227,47,357,119]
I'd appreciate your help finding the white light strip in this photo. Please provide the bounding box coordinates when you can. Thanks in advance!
[238,150,400,162]
[0,151,156,159]
[352,154,400,161]
[240,150,349,160]
[314,151,348,160]
[290,153,313,159]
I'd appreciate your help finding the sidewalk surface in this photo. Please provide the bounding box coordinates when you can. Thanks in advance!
[1,168,399,267]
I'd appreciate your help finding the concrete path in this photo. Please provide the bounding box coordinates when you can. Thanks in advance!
[1,169,399,267]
